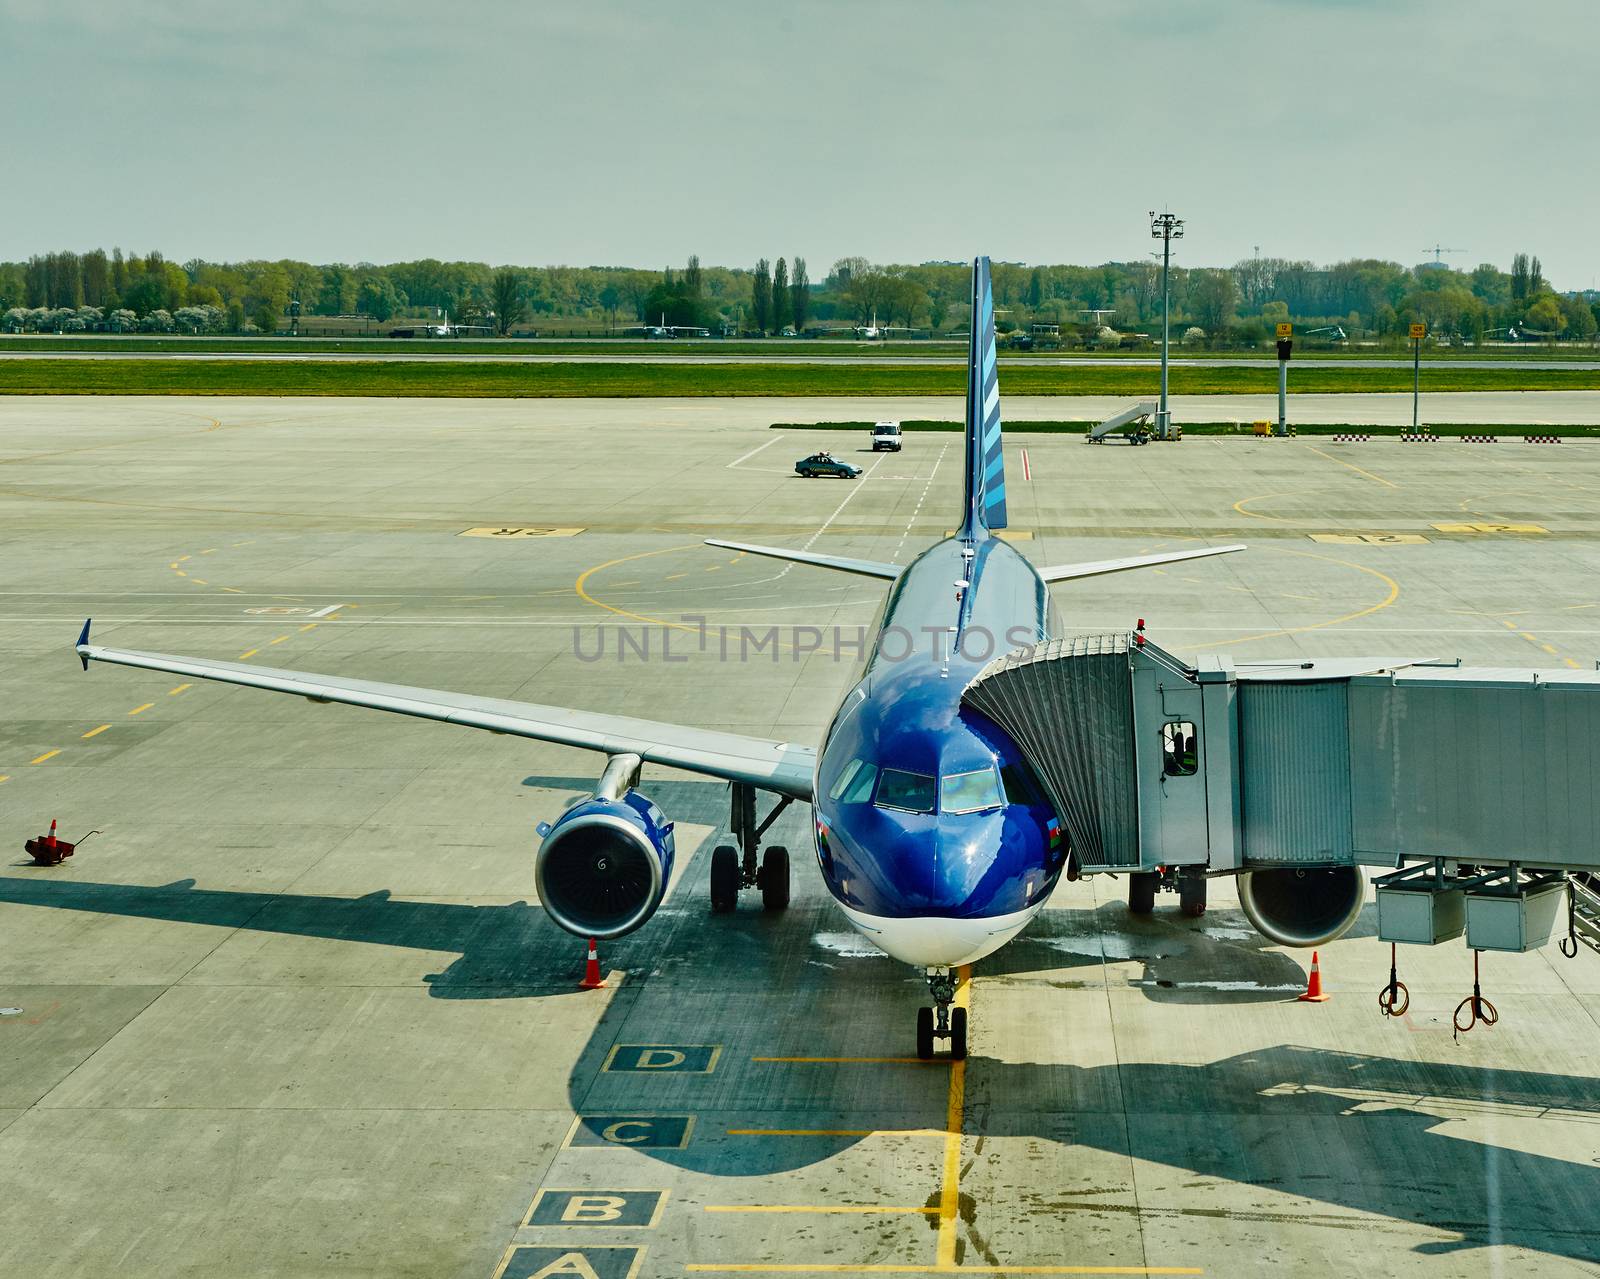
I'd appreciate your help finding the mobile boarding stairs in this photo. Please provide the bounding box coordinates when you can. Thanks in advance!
[1086,401,1161,445]
[962,633,1600,959]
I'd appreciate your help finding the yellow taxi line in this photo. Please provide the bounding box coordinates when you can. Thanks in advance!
[30,750,61,765]
[752,1056,933,1065]
[128,703,154,715]
[935,966,974,1268]
[81,724,111,739]
[169,684,190,695]
[725,1128,938,1138]
[704,1206,938,1215]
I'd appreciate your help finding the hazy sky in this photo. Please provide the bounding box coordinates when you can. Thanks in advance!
[4,1,1596,286]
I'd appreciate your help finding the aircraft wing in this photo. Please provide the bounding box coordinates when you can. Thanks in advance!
[74,625,815,800]
[705,539,902,580]
[1037,544,1245,583]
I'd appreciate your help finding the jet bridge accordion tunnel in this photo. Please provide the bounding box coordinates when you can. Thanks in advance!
[961,634,1600,955]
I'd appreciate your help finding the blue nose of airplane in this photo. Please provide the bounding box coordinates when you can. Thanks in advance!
[819,805,1055,920]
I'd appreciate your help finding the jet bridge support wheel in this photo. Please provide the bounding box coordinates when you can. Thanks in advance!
[1128,871,1158,915]
[1178,869,1207,918]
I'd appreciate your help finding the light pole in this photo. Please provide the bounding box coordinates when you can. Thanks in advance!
[1150,211,1183,440]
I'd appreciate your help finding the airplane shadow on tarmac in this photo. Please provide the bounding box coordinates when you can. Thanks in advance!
[3,772,1599,1266]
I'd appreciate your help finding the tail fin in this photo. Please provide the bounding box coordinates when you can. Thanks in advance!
[961,256,1006,534]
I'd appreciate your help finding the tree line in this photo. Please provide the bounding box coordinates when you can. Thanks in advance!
[2,246,1596,344]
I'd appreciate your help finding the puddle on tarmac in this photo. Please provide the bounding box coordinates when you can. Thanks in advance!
[812,931,890,959]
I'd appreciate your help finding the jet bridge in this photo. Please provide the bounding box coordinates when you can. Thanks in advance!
[962,634,1600,953]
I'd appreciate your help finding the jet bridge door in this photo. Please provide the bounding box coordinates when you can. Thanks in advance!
[1133,655,1210,869]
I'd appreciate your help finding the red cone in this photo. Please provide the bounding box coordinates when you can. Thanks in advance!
[1298,950,1330,1003]
[578,938,606,990]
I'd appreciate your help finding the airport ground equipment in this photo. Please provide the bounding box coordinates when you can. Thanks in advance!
[1086,401,1159,445]
[1400,432,1439,443]
[1525,435,1563,444]
[1561,873,1600,958]
[961,634,1600,955]
[1331,433,1371,442]
[1459,435,1499,444]
[23,819,95,866]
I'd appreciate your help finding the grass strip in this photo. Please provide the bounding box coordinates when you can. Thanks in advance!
[4,359,1600,397]
[4,335,1599,361]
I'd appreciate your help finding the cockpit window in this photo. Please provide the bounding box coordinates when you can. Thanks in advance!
[829,757,878,804]
[941,767,1004,814]
[876,768,936,813]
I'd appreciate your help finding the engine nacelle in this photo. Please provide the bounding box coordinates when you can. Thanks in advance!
[535,756,675,939]
[1238,865,1365,948]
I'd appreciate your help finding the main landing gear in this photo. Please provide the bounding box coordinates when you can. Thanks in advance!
[1127,866,1207,918]
[710,782,792,913]
[916,968,967,1061]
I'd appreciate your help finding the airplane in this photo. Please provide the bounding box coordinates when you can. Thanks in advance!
[622,314,711,339]
[74,256,1247,1061]
[389,310,494,338]
[818,310,915,340]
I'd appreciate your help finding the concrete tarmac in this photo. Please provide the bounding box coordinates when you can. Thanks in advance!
[2,396,1599,1278]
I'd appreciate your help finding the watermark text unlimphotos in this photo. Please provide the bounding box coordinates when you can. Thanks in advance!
[571,616,1039,664]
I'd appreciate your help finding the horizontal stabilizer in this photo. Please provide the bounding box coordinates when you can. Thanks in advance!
[705,539,902,580]
[1037,544,1245,584]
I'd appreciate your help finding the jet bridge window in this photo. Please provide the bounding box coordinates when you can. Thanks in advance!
[1162,721,1198,777]
[876,768,936,814]
[941,767,1004,814]
[829,758,878,804]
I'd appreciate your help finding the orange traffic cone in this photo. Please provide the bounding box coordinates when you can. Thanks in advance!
[1298,950,1330,1003]
[578,938,606,990]
[46,819,57,852]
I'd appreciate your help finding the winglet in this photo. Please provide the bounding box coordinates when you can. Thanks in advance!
[76,618,91,671]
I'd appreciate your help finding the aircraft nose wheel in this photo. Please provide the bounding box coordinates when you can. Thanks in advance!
[916,969,967,1061]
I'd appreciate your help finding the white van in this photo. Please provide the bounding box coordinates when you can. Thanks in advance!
[871,420,903,452]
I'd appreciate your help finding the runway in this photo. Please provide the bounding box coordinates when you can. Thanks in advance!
[2,396,1598,1277]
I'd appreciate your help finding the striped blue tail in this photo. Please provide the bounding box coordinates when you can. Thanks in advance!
[961,256,1007,533]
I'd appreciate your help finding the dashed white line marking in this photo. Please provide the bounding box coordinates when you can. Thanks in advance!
[892,445,950,560]
[727,436,783,469]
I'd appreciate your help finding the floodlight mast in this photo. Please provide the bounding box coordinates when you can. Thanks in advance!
[1150,211,1183,439]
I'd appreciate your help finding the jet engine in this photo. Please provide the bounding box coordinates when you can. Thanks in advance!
[1238,865,1365,948]
[534,754,675,940]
